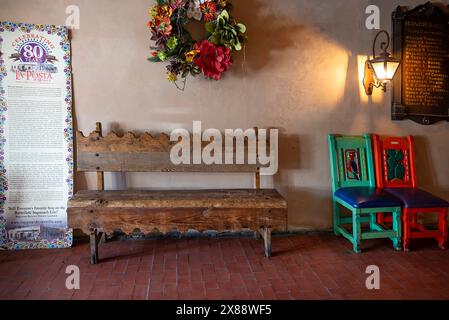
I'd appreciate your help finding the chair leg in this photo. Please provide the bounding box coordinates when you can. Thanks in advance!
[377,212,385,225]
[89,227,99,264]
[333,200,340,236]
[403,209,411,252]
[369,213,377,231]
[438,208,448,250]
[412,212,418,225]
[352,211,361,253]
[392,208,402,251]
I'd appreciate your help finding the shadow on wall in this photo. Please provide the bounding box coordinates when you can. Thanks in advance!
[276,131,302,170]
[232,0,352,110]
[231,0,306,73]
[414,136,449,200]
[271,131,332,229]
[280,186,332,231]
[409,135,449,225]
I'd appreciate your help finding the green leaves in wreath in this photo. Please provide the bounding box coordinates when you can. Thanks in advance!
[167,36,178,50]
[205,10,246,51]
[147,36,182,63]
[386,149,406,181]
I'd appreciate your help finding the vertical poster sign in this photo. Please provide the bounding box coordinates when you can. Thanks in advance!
[0,22,73,249]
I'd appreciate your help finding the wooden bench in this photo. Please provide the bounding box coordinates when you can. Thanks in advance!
[68,123,288,264]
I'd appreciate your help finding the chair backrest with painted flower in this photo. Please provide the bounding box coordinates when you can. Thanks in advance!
[372,135,417,189]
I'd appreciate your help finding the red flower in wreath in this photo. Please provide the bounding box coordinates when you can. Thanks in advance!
[193,40,233,80]
[200,1,217,22]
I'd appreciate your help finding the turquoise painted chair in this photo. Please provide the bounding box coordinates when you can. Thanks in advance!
[328,134,402,253]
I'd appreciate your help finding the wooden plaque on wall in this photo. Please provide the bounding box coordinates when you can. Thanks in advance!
[391,2,449,125]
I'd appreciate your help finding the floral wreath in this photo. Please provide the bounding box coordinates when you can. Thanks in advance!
[147,0,247,89]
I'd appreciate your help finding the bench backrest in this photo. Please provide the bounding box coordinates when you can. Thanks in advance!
[76,122,264,190]
[327,134,375,193]
[372,134,417,189]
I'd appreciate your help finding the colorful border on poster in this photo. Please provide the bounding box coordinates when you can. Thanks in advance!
[0,22,73,249]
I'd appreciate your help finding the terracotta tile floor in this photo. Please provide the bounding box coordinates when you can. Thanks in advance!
[1,233,449,300]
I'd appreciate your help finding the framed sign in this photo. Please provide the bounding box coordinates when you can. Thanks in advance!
[391,2,449,125]
[0,22,73,249]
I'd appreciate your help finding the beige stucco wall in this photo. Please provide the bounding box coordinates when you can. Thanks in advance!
[1,0,448,230]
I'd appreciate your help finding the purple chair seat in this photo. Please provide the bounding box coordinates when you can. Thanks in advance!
[385,188,449,209]
[334,187,403,209]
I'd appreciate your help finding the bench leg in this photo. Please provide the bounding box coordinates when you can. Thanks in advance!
[259,226,272,258]
[89,228,99,264]
[98,231,107,244]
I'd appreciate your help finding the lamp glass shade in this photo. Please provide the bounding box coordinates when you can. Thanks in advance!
[370,57,400,81]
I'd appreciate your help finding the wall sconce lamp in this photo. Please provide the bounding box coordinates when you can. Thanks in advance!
[363,30,400,95]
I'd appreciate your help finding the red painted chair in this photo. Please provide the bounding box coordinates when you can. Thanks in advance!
[372,135,448,251]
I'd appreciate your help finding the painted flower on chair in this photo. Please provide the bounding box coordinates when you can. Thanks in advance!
[193,40,232,80]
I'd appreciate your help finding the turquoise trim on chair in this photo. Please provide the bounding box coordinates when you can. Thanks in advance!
[328,134,402,253]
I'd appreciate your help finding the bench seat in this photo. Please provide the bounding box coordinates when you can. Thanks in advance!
[68,189,288,235]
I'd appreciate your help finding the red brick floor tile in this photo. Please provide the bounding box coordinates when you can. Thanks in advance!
[7,290,30,300]
[163,273,177,284]
[132,284,149,300]
[205,288,222,299]
[149,291,165,300]
[229,274,245,288]
[204,276,219,289]
[260,286,277,299]
[248,291,264,300]
[191,281,205,293]
[36,287,74,300]
[269,279,290,293]
[94,271,111,286]
[135,271,151,285]
[177,290,193,300]
[232,288,249,299]
[88,285,119,300]
[71,286,93,300]
[112,260,128,274]
[117,284,134,300]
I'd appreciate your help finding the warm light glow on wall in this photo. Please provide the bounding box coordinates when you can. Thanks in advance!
[291,32,349,110]
[330,51,350,105]
[315,49,349,106]
[357,55,382,104]
[358,55,369,104]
